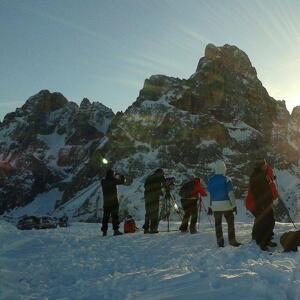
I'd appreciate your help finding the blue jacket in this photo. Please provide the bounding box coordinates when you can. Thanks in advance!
[207,175,236,211]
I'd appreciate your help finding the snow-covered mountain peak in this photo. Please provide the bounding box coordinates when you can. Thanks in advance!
[2,44,300,223]
[0,91,115,216]
[196,43,257,78]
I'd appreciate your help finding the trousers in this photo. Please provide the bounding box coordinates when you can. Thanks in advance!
[179,198,198,231]
[213,210,237,246]
[101,204,119,232]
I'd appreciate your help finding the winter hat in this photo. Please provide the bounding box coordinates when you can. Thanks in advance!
[154,168,164,175]
[106,169,115,179]
[254,158,267,169]
[214,160,226,175]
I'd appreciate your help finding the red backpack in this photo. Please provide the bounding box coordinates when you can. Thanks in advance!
[124,216,137,233]
[245,190,256,214]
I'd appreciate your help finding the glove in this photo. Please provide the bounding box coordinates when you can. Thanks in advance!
[233,207,237,215]
[273,198,279,206]
[208,207,213,215]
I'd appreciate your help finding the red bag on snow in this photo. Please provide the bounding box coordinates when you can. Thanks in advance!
[124,216,137,234]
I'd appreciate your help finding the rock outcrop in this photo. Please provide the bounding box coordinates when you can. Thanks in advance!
[0,91,114,215]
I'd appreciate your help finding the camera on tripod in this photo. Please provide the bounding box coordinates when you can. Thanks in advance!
[163,177,175,191]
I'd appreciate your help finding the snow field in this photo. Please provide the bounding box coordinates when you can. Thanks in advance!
[1,220,300,300]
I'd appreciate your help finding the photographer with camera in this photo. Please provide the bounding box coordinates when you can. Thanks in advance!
[143,168,166,234]
[101,168,126,236]
[179,177,207,234]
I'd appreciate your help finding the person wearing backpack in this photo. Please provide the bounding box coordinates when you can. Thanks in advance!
[101,169,126,236]
[249,159,277,251]
[245,161,278,242]
[207,160,241,247]
[179,177,207,234]
[143,168,166,234]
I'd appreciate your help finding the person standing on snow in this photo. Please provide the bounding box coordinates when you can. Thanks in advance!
[101,169,126,236]
[207,160,241,247]
[179,177,207,234]
[143,168,166,234]
[250,159,277,251]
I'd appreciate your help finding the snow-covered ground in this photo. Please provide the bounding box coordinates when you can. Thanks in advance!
[1,219,300,300]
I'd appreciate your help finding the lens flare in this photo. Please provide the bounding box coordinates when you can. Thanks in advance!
[102,158,108,165]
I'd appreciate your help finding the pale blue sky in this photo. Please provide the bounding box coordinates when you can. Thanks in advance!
[1,0,300,120]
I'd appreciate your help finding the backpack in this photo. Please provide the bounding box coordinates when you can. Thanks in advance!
[179,180,195,198]
[124,216,137,233]
[280,231,300,252]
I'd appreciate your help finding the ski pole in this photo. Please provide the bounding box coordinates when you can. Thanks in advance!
[198,197,201,230]
[273,172,297,229]
[279,197,297,229]
[170,193,183,221]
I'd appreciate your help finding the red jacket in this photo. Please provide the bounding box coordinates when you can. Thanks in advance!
[191,178,207,198]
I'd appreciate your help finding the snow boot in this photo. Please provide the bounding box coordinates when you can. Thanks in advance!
[179,224,188,232]
[229,241,242,247]
[217,239,225,247]
[144,229,150,234]
[190,228,197,234]
[102,231,107,237]
[259,242,269,251]
[113,230,123,236]
[149,230,159,234]
[268,241,277,247]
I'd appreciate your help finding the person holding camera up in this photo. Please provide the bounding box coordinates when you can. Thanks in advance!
[143,168,166,234]
[101,169,126,236]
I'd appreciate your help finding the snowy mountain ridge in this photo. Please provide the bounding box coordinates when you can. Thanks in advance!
[1,44,300,222]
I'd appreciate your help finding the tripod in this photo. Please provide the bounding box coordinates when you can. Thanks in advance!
[165,190,183,232]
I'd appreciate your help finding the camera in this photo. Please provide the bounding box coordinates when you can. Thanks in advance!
[115,173,126,183]
[164,177,175,189]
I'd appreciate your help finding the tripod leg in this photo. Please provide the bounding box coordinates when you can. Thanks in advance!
[167,198,170,232]
[170,194,183,220]
[198,199,201,230]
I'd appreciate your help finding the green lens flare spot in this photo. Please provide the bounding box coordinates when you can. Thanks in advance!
[102,158,108,165]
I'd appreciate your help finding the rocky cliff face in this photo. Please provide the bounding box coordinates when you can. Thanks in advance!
[106,44,300,220]
[1,44,300,221]
[0,90,114,215]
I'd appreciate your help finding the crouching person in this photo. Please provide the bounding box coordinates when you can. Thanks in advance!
[207,160,241,247]
[101,169,126,236]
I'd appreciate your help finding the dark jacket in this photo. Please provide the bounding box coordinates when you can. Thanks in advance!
[249,168,273,213]
[144,173,165,199]
[101,175,125,207]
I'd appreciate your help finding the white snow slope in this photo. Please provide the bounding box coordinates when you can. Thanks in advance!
[1,219,300,300]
